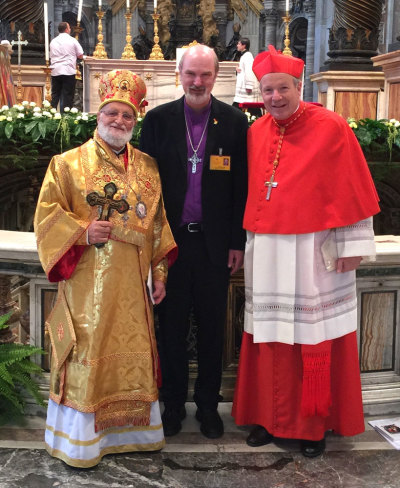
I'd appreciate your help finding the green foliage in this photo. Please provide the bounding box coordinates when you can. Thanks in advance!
[0,102,98,169]
[348,117,400,162]
[0,312,45,425]
[0,102,143,169]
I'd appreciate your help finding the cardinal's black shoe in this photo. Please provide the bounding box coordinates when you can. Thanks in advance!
[300,438,326,458]
[246,425,274,447]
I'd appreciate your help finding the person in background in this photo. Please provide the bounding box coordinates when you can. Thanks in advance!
[35,69,176,468]
[49,22,83,112]
[232,45,380,458]
[140,44,248,440]
[233,37,262,118]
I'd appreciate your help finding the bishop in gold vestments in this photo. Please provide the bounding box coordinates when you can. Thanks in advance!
[34,70,177,468]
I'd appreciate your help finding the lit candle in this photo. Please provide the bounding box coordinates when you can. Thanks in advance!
[286,0,289,13]
[99,0,102,7]
[77,0,83,22]
[127,0,130,9]
[44,1,49,61]
[154,0,157,9]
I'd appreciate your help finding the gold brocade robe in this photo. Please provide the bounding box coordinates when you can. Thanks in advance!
[34,133,176,429]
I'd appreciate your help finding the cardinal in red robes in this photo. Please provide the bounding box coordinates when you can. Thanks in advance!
[232,45,380,457]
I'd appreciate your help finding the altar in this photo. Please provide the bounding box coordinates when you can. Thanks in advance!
[1,230,400,415]
[83,58,239,113]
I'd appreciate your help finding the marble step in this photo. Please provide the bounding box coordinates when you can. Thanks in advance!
[0,403,394,453]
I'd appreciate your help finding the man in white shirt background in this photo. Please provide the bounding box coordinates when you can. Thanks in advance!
[232,37,262,118]
[50,22,84,113]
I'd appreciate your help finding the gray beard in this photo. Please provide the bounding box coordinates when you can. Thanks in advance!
[97,122,133,150]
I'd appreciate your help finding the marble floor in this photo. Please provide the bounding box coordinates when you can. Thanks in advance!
[0,403,399,488]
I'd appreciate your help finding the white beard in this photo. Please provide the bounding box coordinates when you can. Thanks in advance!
[185,89,210,109]
[97,121,133,150]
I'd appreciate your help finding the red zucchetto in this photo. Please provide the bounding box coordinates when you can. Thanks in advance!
[252,45,304,81]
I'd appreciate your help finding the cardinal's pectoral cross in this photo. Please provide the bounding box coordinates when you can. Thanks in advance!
[86,182,130,247]
[264,174,278,201]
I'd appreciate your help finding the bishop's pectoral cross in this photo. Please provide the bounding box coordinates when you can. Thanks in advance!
[189,152,201,174]
[265,173,278,201]
[86,182,130,248]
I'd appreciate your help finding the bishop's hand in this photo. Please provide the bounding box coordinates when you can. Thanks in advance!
[87,220,113,245]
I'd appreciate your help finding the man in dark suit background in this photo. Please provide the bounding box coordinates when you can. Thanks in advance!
[140,44,248,439]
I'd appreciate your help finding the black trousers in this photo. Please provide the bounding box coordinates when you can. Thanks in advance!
[157,227,230,411]
[51,74,76,113]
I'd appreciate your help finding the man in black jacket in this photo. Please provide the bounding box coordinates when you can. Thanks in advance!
[140,44,248,439]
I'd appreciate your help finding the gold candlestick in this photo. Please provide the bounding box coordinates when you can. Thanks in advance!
[150,9,164,60]
[121,11,136,59]
[282,14,292,56]
[74,21,83,41]
[42,60,52,102]
[73,22,84,80]
[93,10,108,59]
[15,67,23,103]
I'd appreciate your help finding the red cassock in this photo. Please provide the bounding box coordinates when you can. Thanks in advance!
[232,102,380,440]
[233,332,365,440]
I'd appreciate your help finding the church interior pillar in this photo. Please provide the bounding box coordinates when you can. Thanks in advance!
[263,7,279,48]
[325,0,384,71]
[303,0,315,101]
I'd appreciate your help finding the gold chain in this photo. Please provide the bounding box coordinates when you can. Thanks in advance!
[264,104,307,200]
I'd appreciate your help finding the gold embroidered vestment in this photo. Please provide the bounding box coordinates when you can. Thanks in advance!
[35,134,176,428]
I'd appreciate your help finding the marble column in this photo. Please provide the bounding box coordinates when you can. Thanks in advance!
[326,0,384,70]
[303,0,315,101]
[112,7,129,59]
[263,8,279,48]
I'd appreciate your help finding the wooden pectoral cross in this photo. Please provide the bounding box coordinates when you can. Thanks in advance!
[86,182,129,221]
[265,173,278,201]
[86,182,130,248]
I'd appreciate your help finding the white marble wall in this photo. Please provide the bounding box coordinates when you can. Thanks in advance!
[83,58,238,113]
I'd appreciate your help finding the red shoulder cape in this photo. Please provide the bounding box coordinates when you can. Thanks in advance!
[243,102,380,234]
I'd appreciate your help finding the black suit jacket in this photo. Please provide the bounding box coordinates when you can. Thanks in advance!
[140,96,248,267]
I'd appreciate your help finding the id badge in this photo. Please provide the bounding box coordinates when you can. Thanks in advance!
[210,155,231,171]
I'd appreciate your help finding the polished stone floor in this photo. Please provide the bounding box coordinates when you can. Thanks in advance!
[0,403,399,488]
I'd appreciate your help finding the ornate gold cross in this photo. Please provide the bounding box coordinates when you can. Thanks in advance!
[86,182,129,221]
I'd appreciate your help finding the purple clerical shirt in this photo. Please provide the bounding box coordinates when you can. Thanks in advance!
[181,99,211,224]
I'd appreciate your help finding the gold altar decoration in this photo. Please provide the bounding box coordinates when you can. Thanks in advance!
[198,0,218,44]
[42,60,52,102]
[11,31,28,104]
[93,10,108,59]
[282,14,292,56]
[15,69,23,103]
[149,9,164,60]
[73,22,84,80]
[121,11,137,59]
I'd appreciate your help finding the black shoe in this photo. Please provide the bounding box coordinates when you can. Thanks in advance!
[161,405,186,437]
[300,438,326,458]
[195,408,224,439]
[246,425,274,447]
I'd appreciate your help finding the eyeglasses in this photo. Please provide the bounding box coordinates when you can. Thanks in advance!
[100,110,135,121]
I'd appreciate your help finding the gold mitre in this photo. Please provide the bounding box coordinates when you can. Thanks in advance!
[98,69,146,116]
